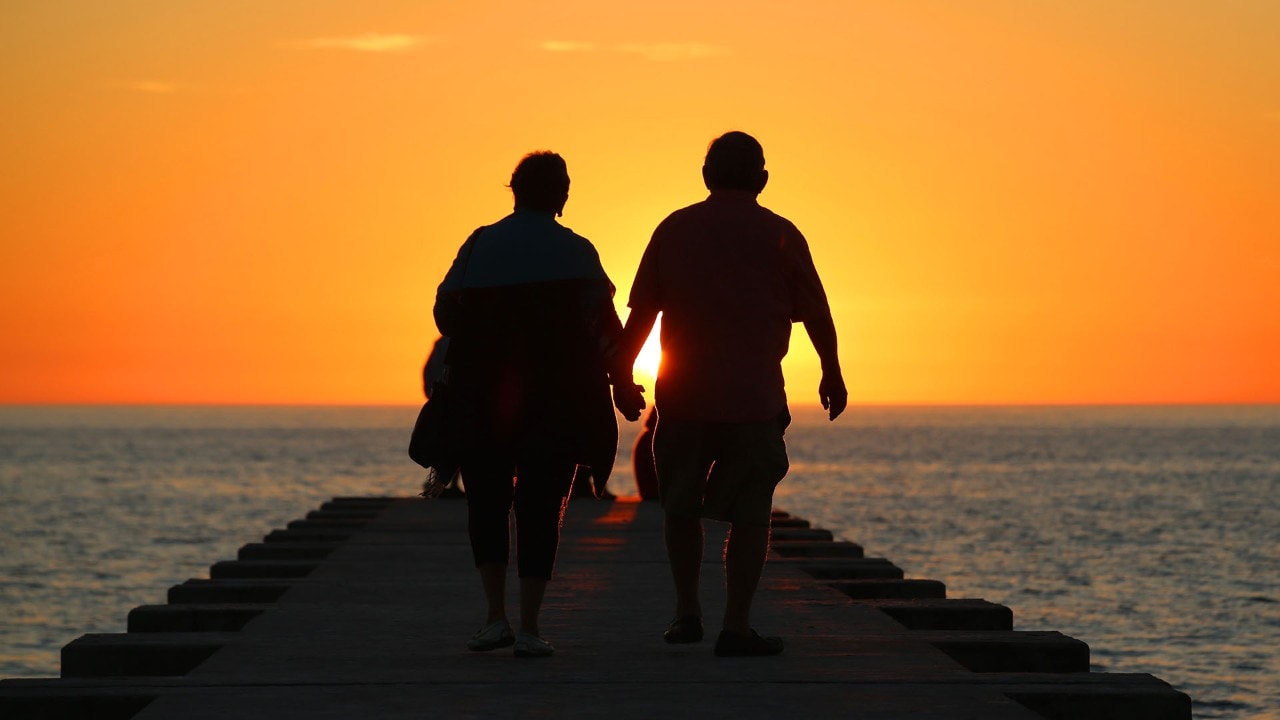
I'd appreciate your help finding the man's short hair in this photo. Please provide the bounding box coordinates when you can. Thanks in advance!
[509,152,569,212]
[703,132,765,191]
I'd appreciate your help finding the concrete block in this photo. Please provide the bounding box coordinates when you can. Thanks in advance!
[322,497,399,514]
[769,518,811,529]
[1006,682,1191,720]
[771,540,864,558]
[61,634,231,677]
[305,510,380,521]
[827,579,947,599]
[328,496,399,505]
[777,558,903,579]
[319,502,374,512]
[771,528,835,542]
[208,560,317,580]
[167,580,292,604]
[917,631,1090,673]
[236,543,338,561]
[262,529,352,544]
[127,605,268,633]
[285,518,368,530]
[854,599,1013,630]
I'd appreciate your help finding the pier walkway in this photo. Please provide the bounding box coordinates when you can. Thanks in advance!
[1,496,1190,718]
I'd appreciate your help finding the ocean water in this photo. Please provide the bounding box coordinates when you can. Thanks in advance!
[1,404,1277,718]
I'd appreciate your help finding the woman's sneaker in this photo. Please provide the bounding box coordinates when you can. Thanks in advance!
[513,631,555,658]
[467,620,515,651]
[663,615,704,644]
[713,629,784,657]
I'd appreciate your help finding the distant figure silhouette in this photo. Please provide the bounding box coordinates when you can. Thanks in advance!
[421,336,464,498]
[422,335,450,399]
[434,151,643,658]
[619,131,847,656]
[632,407,660,501]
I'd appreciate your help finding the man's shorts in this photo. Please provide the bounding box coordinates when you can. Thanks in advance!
[653,410,790,527]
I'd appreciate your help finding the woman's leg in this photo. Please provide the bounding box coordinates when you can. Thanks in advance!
[511,459,576,636]
[463,456,517,625]
[518,577,549,637]
[477,563,507,625]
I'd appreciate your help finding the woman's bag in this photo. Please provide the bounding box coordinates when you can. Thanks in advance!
[408,366,461,497]
[409,230,482,496]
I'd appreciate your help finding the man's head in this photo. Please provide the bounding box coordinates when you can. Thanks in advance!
[702,131,768,194]
[510,151,570,216]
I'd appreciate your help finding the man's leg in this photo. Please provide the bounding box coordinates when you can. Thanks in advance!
[706,415,788,656]
[665,512,705,620]
[652,416,712,640]
[722,522,770,633]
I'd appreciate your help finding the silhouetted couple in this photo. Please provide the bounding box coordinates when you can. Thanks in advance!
[432,132,846,658]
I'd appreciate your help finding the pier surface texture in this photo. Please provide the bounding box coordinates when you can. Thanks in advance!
[1,496,1191,719]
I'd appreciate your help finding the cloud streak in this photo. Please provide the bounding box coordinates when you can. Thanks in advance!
[541,40,599,53]
[291,33,432,53]
[540,41,729,61]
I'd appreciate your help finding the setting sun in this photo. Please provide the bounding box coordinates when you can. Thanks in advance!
[632,319,663,388]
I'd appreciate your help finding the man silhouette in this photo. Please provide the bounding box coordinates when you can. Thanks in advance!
[620,131,847,656]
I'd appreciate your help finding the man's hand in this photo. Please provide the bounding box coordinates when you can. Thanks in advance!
[818,373,848,421]
[614,383,647,422]
[802,313,845,420]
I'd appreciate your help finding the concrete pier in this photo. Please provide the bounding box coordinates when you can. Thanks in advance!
[0,496,1191,719]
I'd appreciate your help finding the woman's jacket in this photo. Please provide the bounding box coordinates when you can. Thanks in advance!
[433,211,625,491]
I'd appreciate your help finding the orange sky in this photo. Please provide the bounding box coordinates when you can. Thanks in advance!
[2,1,1278,405]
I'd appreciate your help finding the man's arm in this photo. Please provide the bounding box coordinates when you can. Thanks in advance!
[611,306,659,420]
[619,307,659,371]
[803,313,848,421]
[783,224,847,421]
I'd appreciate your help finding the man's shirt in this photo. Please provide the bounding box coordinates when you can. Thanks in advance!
[628,190,833,422]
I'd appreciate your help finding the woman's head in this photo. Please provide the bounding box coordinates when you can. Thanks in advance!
[509,152,570,216]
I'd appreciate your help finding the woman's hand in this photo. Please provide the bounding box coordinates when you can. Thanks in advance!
[613,383,647,422]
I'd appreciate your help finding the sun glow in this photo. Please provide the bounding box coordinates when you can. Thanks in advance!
[632,320,663,387]
[1,2,1278,404]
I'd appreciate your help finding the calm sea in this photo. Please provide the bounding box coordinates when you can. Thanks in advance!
[1,404,1277,718]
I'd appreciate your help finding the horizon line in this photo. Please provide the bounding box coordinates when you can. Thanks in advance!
[2,401,1277,409]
